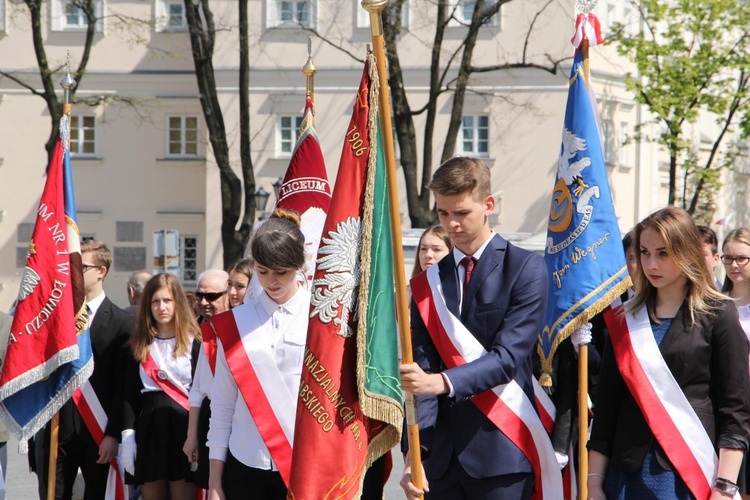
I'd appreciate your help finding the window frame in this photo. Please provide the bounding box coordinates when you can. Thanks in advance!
[69,114,97,158]
[276,115,304,158]
[166,115,200,159]
[51,0,105,32]
[180,235,198,285]
[266,0,317,29]
[447,0,499,28]
[155,0,188,32]
[459,114,490,158]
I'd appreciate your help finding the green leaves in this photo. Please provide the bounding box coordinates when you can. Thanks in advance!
[611,0,750,213]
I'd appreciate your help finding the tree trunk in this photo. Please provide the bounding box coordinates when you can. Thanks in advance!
[239,0,255,248]
[383,1,434,228]
[184,0,245,267]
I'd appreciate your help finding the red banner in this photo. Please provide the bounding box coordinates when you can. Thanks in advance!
[288,62,376,500]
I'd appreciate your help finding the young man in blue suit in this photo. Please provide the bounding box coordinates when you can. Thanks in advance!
[400,157,549,499]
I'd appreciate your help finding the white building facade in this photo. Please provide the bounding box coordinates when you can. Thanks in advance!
[0,0,728,310]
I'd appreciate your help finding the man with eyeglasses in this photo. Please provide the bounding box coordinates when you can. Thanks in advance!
[196,269,230,322]
[33,240,134,500]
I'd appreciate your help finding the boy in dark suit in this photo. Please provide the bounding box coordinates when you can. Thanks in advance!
[34,240,134,500]
[400,157,549,499]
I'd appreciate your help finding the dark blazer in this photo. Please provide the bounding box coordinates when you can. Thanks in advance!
[410,233,548,479]
[59,296,134,441]
[589,300,750,473]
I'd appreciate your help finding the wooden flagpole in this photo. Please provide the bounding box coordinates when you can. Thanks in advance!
[360,0,424,496]
[577,37,591,500]
[47,50,77,500]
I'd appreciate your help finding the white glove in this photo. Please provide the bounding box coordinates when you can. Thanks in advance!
[555,451,569,470]
[571,322,593,354]
[120,429,136,476]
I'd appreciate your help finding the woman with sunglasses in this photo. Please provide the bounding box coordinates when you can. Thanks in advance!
[121,273,202,500]
[207,209,308,500]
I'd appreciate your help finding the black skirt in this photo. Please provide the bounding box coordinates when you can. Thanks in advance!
[134,391,194,484]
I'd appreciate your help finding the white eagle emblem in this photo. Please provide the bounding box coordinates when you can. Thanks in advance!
[18,266,41,302]
[559,127,591,196]
[310,217,361,338]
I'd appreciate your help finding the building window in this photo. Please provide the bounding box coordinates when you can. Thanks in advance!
[70,115,96,157]
[167,116,199,158]
[449,0,499,27]
[601,119,616,165]
[277,115,304,157]
[52,0,104,32]
[181,235,198,284]
[459,115,489,157]
[267,0,316,28]
[156,0,187,31]
[619,121,630,167]
[356,0,408,29]
[167,2,185,28]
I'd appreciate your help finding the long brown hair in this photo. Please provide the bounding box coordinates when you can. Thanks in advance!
[131,273,200,362]
[411,225,452,277]
[625,206,725,324]
[722,227,750,294]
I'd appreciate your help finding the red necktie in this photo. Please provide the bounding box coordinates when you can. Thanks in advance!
[461,255,477,296]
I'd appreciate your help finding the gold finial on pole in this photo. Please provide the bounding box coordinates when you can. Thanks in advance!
[60,50,77,117]
[302,36,317,102]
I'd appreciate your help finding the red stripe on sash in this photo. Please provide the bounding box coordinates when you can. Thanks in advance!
[72,389,125,500]
[212,312,293,486]
[411,272,545,499]
[141,356,190,411]
[200,321,218,375]
[605,306,712,499]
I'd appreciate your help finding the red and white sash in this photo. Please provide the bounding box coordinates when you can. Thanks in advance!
[605,304,720,499]
[72,382,128,500]
[212,310,295,486]
[200,320,218,376]
[411,266,563,499]
[141,352,190,411]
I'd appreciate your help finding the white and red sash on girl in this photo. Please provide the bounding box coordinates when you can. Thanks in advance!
[141,352,190,412]
[211,310,295,486]
[605,303,725,500]
[72,382,129,500]
[411,266,563,499]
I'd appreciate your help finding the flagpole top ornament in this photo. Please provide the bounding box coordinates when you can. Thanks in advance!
[59,50,76,92]
[361,0,387,15]
[302,36,317,78]
[575,0,597,14]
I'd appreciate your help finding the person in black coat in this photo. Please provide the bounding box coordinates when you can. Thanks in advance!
[34,241,134,500]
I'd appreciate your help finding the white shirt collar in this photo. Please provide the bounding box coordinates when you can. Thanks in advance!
[257,285,307,317]
[452,230,495,268]
[86,292,106,323]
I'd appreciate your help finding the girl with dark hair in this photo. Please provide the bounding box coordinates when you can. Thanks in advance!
[587,207,750,499]
[207,211,308,500]
[121,273,202,500]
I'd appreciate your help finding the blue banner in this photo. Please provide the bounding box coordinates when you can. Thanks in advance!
[538,50,629,384]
